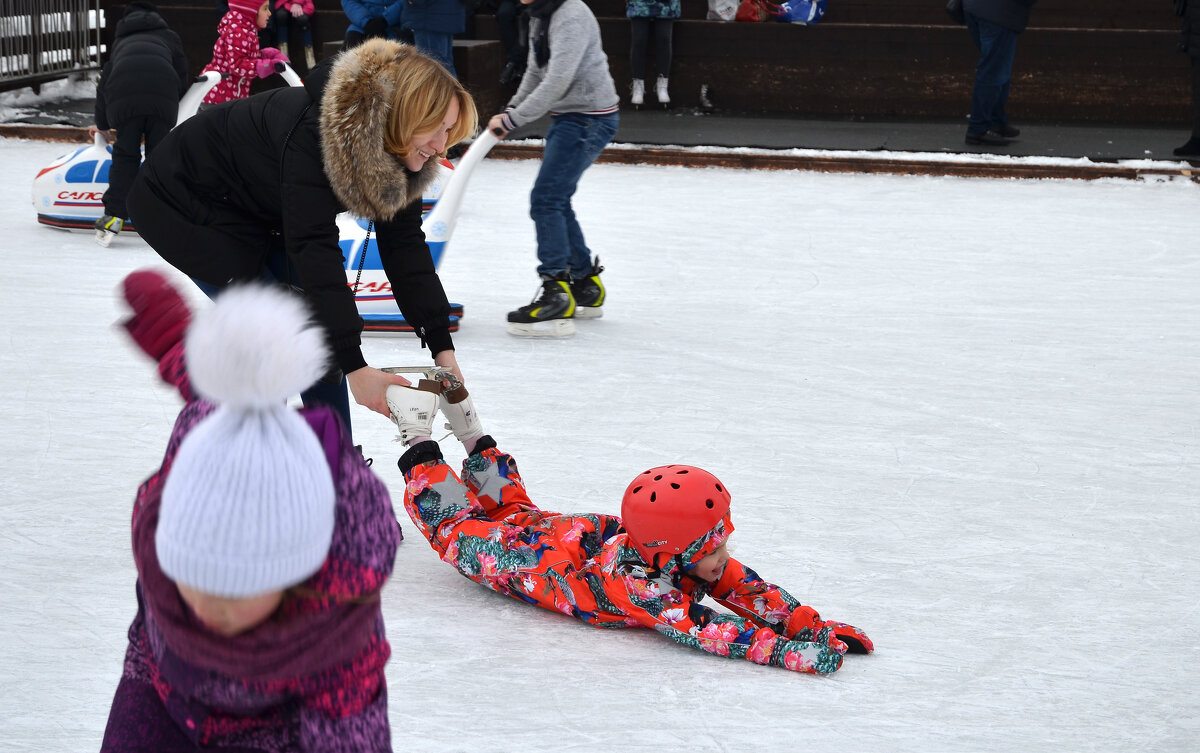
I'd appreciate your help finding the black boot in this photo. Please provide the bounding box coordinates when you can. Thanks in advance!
[1174,137,1200,157]
[506,275,576,337]
[569,258,605,319]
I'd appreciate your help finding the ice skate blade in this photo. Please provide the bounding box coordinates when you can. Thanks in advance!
[506,319,576,338]
[574,306,603,319]
[95,229,117,247]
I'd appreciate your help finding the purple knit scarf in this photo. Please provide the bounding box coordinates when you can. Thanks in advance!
[132,481,380,683]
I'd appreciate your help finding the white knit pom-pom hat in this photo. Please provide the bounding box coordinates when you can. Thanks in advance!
[156,284,336,598]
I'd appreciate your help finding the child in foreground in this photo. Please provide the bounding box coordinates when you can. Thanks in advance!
[100,271,401,752]
[385,383,873,674]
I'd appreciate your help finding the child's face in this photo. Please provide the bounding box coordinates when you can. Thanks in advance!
[690,540,731,583]
[257,1,271,29]
[176,583,284,637]
[402,96,460,171]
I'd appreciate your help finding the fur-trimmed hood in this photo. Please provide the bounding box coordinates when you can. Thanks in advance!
[319,39,440,221]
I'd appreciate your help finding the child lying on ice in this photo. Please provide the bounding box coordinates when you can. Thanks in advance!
[385,381,874,675]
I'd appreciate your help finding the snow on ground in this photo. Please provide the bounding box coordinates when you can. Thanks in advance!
[2,136,1198,751]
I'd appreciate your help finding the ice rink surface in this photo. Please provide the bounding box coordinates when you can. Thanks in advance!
[2,136,1198,751]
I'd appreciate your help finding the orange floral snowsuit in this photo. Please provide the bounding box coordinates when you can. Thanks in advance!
[400,441,870,674]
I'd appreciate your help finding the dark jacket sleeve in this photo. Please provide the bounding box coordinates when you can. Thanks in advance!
[375,200,455,355]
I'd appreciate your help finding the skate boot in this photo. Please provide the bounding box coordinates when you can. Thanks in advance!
[439,381,484,446]
[569,258,605,319]
[278,40,289,60]
[630,78,644,109]
[655,76,670,108]
[94,215,123,247]
[506,274,576,337]
[304,44,316,70]
[385,383,440,444]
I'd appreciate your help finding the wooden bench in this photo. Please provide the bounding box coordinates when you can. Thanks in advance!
[468,0,1190,124]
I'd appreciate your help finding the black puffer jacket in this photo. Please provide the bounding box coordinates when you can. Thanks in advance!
[133,40,451,374]
[94,4,188,130]
[962,0,1036,33]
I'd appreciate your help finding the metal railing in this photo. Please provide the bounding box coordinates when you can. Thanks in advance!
[0,0,104,92]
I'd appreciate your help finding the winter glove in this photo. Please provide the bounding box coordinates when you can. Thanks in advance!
[363,16,388,37]
[120,270,191,361]
[254,47,288,79]
[784,606,874,655]
[822,620,874,654]
[290,3,307,19]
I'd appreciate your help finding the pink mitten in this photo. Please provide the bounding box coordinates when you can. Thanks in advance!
[120,270,191,361]
[254,57,277,79]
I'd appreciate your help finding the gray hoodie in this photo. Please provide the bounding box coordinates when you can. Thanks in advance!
[505,0,620,127]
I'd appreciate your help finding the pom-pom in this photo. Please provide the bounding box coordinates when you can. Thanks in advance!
[185,284,330,409]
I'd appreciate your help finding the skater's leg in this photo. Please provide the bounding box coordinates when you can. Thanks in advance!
[104,116,147,219]
[532,112,618,278]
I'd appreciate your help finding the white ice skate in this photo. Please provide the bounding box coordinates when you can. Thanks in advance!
[385,384,439,444]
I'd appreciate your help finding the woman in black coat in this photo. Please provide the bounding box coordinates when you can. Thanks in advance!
[127,39,478,434]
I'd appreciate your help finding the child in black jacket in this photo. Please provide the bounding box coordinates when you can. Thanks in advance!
[91,1,189,246]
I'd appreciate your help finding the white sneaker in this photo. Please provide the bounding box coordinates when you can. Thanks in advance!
[630,78,644,108]
[440,387,483,443]
[655,76,670,107]
[385,385,439,444]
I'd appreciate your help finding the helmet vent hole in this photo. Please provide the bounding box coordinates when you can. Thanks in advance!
[670,483,680,489]
[715,484,723,492]
[632,485,642,494]
[654,475,663,481]
[650,491,657,502]
[705,499,714,508]
[677,469,689,475]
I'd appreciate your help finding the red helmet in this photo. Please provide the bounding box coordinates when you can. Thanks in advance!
[621,465,732,565]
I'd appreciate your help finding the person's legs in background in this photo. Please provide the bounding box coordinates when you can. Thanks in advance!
[628,17,650,106]
[412,29,457,78]
[964,13,1017,145]
[1176,54,1200,156]
[652,18,673,106]
[496,0,526,84]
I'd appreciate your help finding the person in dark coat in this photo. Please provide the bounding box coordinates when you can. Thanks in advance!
[961,0,1036,147]
[90,1,188,245]
[1175,0,1200,156]
[125,39,479,436]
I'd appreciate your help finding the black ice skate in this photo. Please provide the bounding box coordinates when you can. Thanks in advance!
[569,258,606,319]
[507,275,576,337]
[94,215,123,247]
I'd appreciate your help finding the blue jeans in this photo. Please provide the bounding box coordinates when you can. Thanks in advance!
[413,30,457,78]
[530,111,619,278]
[191,253,352,432]
[965,13,1018,134]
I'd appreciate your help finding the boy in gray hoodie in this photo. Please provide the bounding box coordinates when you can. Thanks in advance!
[489,0,620,338]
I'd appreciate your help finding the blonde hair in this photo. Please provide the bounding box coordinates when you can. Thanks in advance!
[382,52,479,160]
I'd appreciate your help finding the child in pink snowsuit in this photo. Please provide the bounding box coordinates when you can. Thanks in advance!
[385,383,874,675]
[203,0,287,104]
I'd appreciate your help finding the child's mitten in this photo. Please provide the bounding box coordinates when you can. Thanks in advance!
[822,620,874,654]
[290,3,307,19]
[121,269,191,361]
